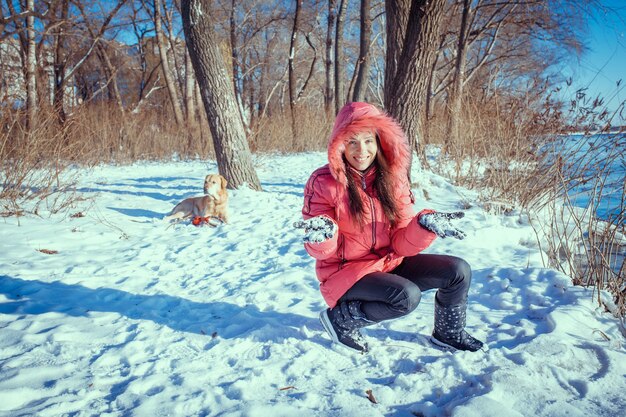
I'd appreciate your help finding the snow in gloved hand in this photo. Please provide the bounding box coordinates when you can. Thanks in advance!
[418,211,467,240]
[293,216,338,243]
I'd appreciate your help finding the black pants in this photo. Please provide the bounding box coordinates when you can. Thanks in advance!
[337,254,471,323]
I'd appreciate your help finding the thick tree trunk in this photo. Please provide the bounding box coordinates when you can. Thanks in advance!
[352,0,371,102]
[324,0,337,114]
[181,0,262,191]
[385,0,445,164]
[383,0,409,110]
[334,0,348,114]
[155,0,184,125]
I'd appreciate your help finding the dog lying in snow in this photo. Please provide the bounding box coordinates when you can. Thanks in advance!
[163,173,229,225]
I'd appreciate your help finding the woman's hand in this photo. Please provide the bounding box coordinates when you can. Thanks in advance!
[294,216,338,243]
[418,211,466,240]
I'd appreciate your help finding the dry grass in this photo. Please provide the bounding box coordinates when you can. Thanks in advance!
[428,89,625,320]
[249,107,332,153]
[67,103,214,163]
[0,108,83,218]
[528,131,625,318]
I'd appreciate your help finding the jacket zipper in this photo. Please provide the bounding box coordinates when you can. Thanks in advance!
[368,194,376,252]
[360,172,376,252]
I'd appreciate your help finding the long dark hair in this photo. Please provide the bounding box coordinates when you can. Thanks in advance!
[345,145,401,228]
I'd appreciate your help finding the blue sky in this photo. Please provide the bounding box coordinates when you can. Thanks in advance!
[565,1,625,118]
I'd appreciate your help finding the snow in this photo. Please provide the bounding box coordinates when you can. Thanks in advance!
[1,153,624,417]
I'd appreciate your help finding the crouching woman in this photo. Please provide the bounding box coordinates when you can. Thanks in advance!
[295,102,484,353]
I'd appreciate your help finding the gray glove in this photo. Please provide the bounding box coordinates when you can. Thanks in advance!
[294,216,338,243]
[418,211,466,240]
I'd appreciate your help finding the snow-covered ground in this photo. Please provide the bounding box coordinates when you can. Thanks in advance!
[1,153,624,417]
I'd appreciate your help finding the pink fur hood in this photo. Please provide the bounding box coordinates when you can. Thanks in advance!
[327,102,411,188]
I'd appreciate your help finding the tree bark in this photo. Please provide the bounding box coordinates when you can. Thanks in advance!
[383,0,409,109]
[182,0,262,191]
[155,0,184,125]
[385,0,445,164]
[324,0,337,114]
[352,0,371,102]
[334,0,348,114]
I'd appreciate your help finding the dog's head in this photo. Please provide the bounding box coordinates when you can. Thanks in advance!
[204,174,228,199]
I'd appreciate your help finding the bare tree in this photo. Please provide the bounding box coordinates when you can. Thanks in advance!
[334,0,348,113]
[25,0,37,128]
[184,48,196,124]
[154,0,184,125]
[288,0,302,141]
[75,1,125,113]
[229,0,249,130]
[181,0,262,191]
[352,0,371,102]
[324,0,336,113]
[444,0,471,152]
[385,0,446,163]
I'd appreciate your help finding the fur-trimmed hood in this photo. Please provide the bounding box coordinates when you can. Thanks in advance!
[328,102,410,188]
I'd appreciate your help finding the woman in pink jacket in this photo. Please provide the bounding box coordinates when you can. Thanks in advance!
[295,102,483,353]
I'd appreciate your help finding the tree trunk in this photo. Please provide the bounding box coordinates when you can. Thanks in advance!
[96,44,125,113]
[445,0,471,153]
[182,0,262,191]
[53,0,69,125]
[25,0,37,129]
[383,0,409,109]
[424,33,446,146]
[352,0,371,102]
[325,0,337,114]
[155,0,184,125]
[229,0,249,131]
[385,0,445,164]
[184,49,196,124]
[288,0,302,146]
[334,0,348,114]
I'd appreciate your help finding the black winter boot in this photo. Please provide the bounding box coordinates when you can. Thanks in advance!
[431,299,484,352]
[319,301,374,353]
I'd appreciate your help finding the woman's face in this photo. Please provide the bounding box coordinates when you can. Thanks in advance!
[345,131,378,171]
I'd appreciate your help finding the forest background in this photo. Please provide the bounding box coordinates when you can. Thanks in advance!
[1,0,625,319]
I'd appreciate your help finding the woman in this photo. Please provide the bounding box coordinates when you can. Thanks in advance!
[295,102,483,353]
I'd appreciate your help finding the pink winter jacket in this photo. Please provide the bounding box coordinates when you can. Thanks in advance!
[302,102,437,307]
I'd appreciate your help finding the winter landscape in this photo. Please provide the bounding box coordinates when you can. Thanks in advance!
[2,0,626,415]
[1,153,625,417]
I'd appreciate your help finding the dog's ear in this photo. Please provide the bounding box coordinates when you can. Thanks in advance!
[220,175,228,189]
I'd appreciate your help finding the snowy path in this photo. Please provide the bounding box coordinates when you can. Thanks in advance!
[1,154,624,417]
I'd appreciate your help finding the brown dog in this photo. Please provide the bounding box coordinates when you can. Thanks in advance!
[164,174,229,224]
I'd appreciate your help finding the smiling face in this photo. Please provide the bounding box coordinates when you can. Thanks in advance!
[344,131,378,171]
